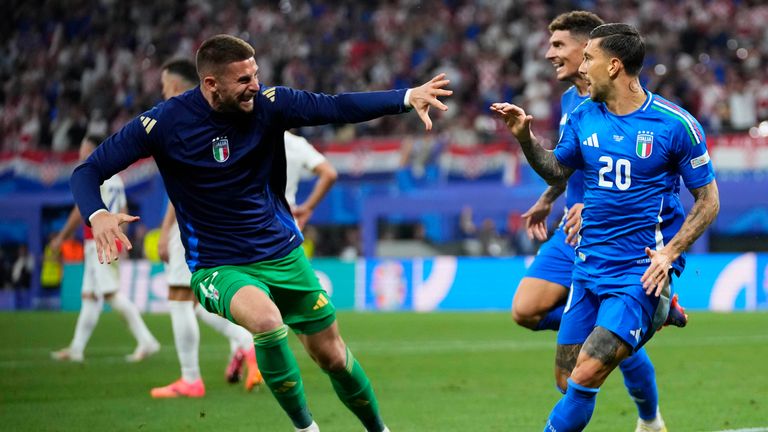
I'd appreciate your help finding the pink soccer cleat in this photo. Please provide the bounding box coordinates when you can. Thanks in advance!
[150,378,205,398]
[226,348,247,383]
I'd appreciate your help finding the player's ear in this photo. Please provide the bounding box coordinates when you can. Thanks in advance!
[202,75,217,92]
[608,57,622,78]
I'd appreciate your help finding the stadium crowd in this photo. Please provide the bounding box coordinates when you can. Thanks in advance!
[2,0,768,154]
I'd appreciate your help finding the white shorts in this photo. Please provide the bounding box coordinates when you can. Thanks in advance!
[165,222,192,287]
[83,241,120,296]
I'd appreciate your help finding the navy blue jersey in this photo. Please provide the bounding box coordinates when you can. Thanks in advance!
[553,90,715,278]
[71,86,409,271]
[558,86,588,209]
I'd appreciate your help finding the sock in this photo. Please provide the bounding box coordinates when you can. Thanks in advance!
[254,325,312,429]
[195,303,253,353]
[69,297,103,356]
[109,293,157,347]
[326,347,385,432]
[534,304,565,331]
[619,347,659,420]
[545,378,599,432]
[169,300,201,382]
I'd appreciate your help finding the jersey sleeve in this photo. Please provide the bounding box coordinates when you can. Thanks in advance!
[264,86,409,129]
[553,116,584,170]
[71,111,157,223]
[670,116,715,190]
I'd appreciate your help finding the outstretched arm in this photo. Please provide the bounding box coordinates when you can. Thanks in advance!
[489,102,573,184]
[281,73,452,131]
[642,180,720,295]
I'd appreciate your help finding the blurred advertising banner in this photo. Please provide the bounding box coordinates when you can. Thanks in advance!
[59,254,768,313]
[360,253,768,312]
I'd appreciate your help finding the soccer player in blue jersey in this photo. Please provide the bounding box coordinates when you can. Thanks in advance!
[512,12,673,432]
[492,23,719,431]
[70,34,450,432]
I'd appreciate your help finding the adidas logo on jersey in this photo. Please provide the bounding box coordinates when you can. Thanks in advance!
[582,132,600,147]
[262,87,276,102]
[139,116,157,134]
[313,293,329,310]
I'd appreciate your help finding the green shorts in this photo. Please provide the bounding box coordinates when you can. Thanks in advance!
[191,246,336,335]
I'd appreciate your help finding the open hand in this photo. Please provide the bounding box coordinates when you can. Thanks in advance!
[522,201,552,241]
[640,247,672,297]
[489,102,534,143]
[409,73,453,131]
[91,211,140,264]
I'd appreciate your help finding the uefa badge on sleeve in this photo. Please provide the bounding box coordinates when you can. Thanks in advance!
[212,136,230,162]
[635,131,653,159]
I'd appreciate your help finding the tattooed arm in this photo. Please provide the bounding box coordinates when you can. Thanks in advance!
[641,180,720,294]
[490,102,573,184]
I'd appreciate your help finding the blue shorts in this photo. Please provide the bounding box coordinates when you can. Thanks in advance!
[525,228,574,288]
[557,269,671,351]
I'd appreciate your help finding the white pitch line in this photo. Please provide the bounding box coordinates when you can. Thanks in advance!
[709,428,768,432]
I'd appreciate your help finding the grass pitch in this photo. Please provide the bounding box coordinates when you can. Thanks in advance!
[1,311,766,431]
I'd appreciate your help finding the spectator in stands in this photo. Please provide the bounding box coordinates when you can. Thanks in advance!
[4,1,767,153]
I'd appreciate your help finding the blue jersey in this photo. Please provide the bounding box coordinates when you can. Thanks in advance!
[558,86,588,210]
[71,86,409,271]
[553,90,715,278]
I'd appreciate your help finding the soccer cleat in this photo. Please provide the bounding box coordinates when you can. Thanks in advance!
[243,346,263,391]
[635,419,667,432]
[125,341,161,363]
[662,294,688,328]
[50,348,84,363]
[150,378,205,398]
[295,421,320,432]
[226,348,246,383]
[635,410,667,432]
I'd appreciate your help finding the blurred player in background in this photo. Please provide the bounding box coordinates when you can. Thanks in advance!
[493,23,719,431]
[70,34,451,432]
[284,131,337,231]
[511,12,675,431]
[150,59,261,399]
[50,135,160,363]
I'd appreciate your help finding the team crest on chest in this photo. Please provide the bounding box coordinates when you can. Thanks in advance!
[211,136,230,162]
[635,131,653,159]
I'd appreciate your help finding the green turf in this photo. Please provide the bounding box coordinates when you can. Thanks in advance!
[1,311,766,431]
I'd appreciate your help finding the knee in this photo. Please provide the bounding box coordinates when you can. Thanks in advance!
[569,363,604,389]
[244,316,284,334]
[313,341,348,372]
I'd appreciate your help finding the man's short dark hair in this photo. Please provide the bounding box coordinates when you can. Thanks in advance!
[548,11,604,39]
[162,58,198,85]
[589,23,645,76]
[196,35,255,78]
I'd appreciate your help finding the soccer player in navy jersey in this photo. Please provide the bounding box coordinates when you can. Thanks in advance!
[492,23,719,431]
[512,12,675,432]
[70,34,451,432]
